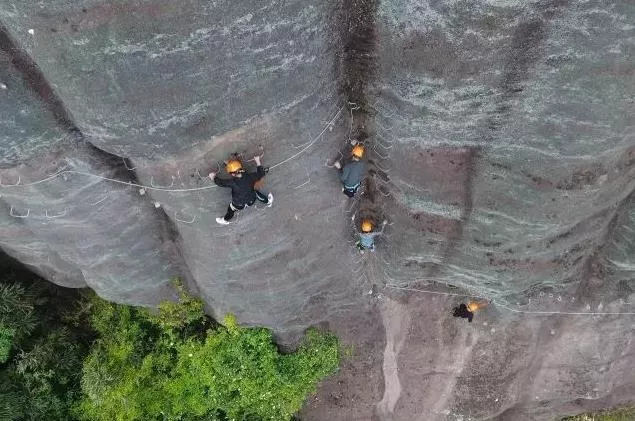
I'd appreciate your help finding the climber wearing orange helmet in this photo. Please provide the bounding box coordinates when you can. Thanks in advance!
[452,301,488,323]
[353,216,387,253]
[333,144,366,198]
[209,155,273,225]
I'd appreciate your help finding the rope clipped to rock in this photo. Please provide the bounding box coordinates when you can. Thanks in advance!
[0,105,345,193]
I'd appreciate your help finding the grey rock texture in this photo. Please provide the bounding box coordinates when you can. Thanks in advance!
[0,0,634,420]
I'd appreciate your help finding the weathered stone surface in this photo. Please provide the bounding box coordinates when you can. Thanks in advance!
[0,24,180,302]
[1,0,634,420]
[301,292,635,421]
[375,0,635,300]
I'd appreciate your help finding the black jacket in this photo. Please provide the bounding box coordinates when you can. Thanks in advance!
[452,304,474,322]
[214,166,266,206]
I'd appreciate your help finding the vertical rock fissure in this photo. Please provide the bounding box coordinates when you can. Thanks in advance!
[0,25,78,135]
[0,24,196,302]
[152,204,200,298]
[336,2,405,420]
[339,0,379,108]
[337,0,385,228]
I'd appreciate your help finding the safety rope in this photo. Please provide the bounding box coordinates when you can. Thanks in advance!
[384,284,635,316]
[0,105,345,193]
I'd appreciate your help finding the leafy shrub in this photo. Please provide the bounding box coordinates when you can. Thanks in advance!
[0,325,15,364]
[562,406,635,421]
[0,263,340,421]
[0,265,93,421]
[10,328,86,420]
[147,279,210,336]
[0,283,38,345]
[76,289,339,421]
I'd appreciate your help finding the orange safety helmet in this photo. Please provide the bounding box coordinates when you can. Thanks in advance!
[226,159,243,174]
[467,301,488,313]
[352,144,365,159]
[361,218,373,233]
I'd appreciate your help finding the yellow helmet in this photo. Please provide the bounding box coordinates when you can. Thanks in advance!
[361,218,373,233]
[352,144,364,159]
[467,301,487,312]
[226,159,243,174]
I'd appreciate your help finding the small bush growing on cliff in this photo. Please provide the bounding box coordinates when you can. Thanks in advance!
[150,279,207,332]
[75,283,340,421]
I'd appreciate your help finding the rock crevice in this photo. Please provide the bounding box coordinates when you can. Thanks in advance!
[1,1,635,420]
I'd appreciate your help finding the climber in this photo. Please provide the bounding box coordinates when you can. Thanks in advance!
[334,144,366,198]
[354,217,387,253]
[209,155,273,225]
[452,301,488,323]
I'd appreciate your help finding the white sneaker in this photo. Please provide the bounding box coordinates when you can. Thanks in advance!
[266,193,274,207]
[216,217,230,225]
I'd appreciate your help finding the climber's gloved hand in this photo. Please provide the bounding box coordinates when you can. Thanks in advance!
[263,166,269,174]
[209,172,216,180]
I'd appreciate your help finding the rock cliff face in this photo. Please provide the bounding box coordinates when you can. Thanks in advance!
[0,1,634,420]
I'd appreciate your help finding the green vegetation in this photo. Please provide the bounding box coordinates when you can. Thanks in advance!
[0,263,92,421]
[0,260,339,421]
[562,406,635,421]
[75,284,339,421]
[0,326,15,364]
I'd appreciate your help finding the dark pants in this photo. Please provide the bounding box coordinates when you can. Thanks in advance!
[452,304,474,323]
[355,240,374,251]
[222,190,269,221]
[342,185,359,198]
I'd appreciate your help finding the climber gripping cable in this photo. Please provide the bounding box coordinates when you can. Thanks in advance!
[334,144,366,198]
[209,154,273,225]
[452,301,489,323]
[353,216,387,253]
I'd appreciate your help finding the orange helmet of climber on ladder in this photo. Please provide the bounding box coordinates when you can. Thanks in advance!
[333,143,366,198]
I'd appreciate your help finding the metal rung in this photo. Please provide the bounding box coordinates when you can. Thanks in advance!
[89,194,109,206]
[122,158,136,170]
[10,207,29,218]
[294,178,311,189]
[0,176,21,187]
[150,175,175,188]
[45,208,67,218]
[372,146,390,160]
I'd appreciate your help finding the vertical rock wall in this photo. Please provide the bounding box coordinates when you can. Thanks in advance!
[1,1,635,420]
[0,23,180,303]
[375,0,635,309]
[0,0,365,329]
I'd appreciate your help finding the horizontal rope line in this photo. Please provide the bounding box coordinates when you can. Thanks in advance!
[384,284,635,316]
[0,104,344,192]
